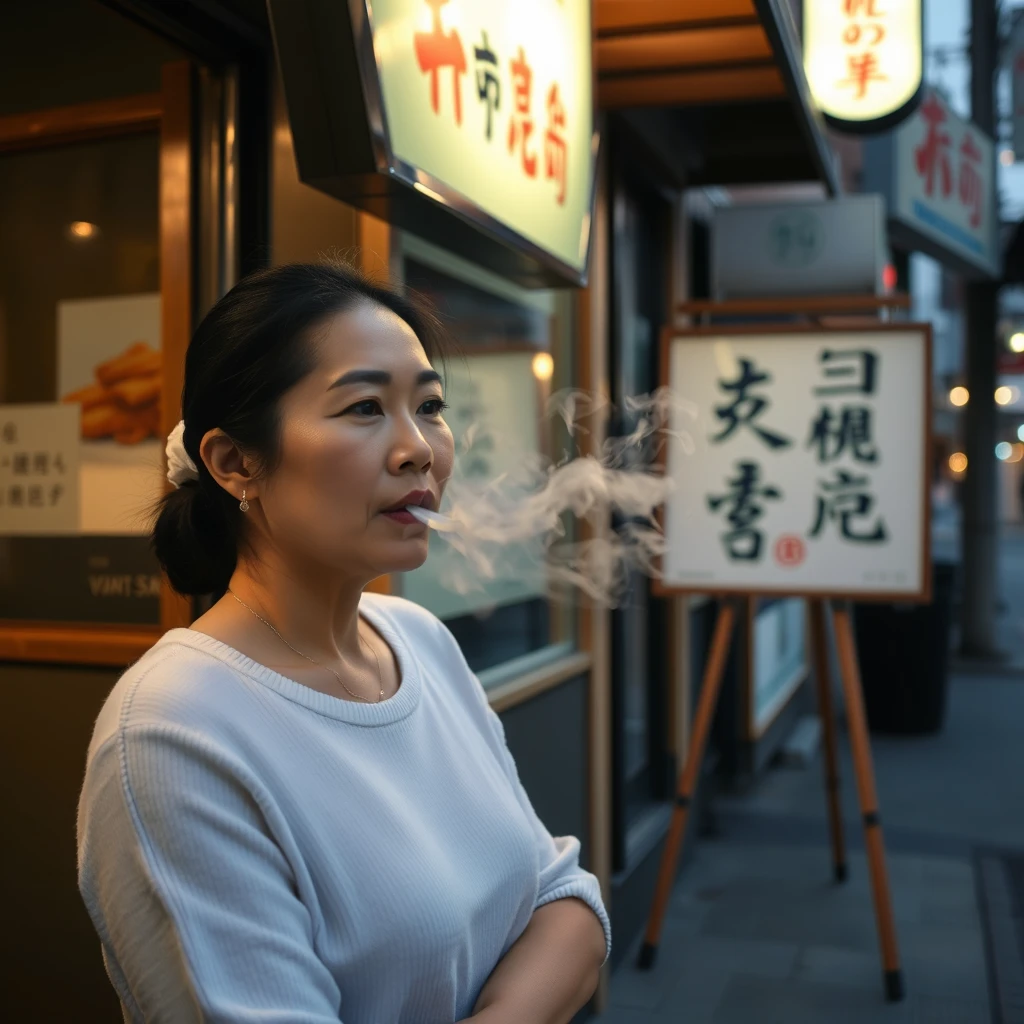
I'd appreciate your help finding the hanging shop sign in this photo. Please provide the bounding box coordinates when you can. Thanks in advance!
[803,0,923,133]
[658,324,932,602]
[863,88,999,279]
[268,0,597,288]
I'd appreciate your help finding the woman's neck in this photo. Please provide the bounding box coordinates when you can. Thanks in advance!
[225,560,367,664]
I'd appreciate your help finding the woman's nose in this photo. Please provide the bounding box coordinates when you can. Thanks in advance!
[389,417,433,473]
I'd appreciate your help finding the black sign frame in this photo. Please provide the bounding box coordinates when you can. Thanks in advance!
[267,0,600,288]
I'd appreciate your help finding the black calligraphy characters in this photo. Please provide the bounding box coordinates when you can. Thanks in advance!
[713,358,793,450]
[707,461,782,561]
[807,347,887,544]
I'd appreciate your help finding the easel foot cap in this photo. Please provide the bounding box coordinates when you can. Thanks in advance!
[637,942,658,970]
[884,969,905,1002]
[834,862,848,883]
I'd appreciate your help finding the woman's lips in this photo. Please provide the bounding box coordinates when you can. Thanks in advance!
[380,509,422,525]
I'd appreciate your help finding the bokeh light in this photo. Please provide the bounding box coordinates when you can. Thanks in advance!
[949,452,968,473]
[949,386,969,407]
[996,442,1013,461]
[531,352,554,382]
[995,386,1014,406]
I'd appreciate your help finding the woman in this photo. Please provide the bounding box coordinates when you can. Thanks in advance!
[76,262,611,1023]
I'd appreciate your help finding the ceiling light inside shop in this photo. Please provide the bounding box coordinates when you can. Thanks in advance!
[995,386,1014,405]
[531,352,554,381]
[1010,333,1024,353]
[67,221,99,240]
[949,452,968,473]
[949,386,969,407]
[996,441,1013,460]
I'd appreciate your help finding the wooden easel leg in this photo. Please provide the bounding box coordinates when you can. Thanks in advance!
[831,601,904,1002]
[637,598,738,970]
[810,599,847,883]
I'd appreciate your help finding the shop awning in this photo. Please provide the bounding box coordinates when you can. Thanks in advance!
[595,0,839,193]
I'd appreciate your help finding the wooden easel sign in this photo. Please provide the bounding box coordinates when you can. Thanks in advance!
[640,321,934,1003]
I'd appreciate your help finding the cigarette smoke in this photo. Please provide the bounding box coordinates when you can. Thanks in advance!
[418,388,697,608]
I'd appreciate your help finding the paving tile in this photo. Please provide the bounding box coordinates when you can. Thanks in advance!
[913,993,991,1024]
[710,975,914,1024]
[793,944,885,990]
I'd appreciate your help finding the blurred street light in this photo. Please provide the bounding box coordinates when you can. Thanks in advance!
[949,452,968,473]
[995,386,1014,405]
[949,386,969,407]
[1010,333,1024,353]
[996,441,1013,460]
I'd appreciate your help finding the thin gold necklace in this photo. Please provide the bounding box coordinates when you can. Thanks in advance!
[226,588,384,703]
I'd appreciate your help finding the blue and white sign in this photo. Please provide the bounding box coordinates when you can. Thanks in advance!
[864,88,998,279]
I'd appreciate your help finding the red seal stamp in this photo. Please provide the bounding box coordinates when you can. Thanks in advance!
[774,534,805,567]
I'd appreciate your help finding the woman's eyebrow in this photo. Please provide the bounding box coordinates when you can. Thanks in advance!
[327,369,442,390]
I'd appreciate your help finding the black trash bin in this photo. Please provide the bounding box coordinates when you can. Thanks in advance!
[853,562,957,735]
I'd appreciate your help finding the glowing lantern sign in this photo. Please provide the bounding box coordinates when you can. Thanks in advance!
[803,0,924,133]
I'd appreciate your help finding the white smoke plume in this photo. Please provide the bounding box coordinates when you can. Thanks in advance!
[411,388,697,608]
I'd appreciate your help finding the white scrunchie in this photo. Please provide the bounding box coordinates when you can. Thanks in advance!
[165,419,199,488]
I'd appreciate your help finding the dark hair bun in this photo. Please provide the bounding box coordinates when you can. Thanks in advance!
[152,482,236,597]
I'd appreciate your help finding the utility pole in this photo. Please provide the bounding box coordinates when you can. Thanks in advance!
[960,0,1002,658]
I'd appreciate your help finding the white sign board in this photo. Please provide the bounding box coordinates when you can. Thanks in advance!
[803,0,922,130]
[866,88,999,278]
[712,195,888,300]
[0,404,80,534]
[661,326,931,600]
[370,0,594,275]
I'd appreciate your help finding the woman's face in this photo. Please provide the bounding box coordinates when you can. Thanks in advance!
[251,301,454,579]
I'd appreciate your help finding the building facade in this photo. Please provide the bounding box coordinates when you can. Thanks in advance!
[0,1,835,1018]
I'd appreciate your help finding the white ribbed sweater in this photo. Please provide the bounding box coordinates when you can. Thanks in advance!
[76,593,611,1023]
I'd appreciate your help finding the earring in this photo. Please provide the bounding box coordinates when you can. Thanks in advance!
[239,489,249,512]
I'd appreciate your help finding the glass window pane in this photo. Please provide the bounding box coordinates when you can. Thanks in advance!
[398,244,577,675]
[0,133,163,623]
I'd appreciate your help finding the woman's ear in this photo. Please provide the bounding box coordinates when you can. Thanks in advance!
[200,428,257,502]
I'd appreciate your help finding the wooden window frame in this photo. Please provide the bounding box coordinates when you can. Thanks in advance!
[0,64,193,667]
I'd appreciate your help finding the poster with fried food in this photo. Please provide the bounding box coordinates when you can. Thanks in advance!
[56,294,163,535]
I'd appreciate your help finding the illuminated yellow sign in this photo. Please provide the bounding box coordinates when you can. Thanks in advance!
[370,0,594,275]
[803,0,923,131]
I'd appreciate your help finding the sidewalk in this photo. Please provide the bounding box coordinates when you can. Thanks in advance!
[599,673,1024,1023]
[597,521,1024,1024]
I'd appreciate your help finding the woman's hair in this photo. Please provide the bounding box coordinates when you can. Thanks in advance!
[151,261,447,598]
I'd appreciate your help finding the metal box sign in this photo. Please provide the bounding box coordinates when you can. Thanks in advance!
[659,325,932,601]
[268,0,597,288]
[803,0,923,132]
[712,196,889,300]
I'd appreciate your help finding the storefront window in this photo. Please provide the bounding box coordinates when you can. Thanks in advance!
[397,235,577,679]
[0,1,191,629]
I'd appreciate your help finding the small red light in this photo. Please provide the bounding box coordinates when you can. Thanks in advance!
[883,264,898,292]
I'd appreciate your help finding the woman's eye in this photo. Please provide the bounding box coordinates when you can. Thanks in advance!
[420,398,449,417]
[344,399,383,417]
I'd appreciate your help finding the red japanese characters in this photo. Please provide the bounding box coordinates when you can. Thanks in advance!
[412,0,568,206]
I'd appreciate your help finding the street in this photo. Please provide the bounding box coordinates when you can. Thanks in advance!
[600,530,1024,1024]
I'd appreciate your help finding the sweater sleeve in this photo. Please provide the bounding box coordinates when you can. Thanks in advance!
[77,725,345,1023]
[481,698,613,968]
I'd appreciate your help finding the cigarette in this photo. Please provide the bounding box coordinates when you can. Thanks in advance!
[406,506,461,533]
